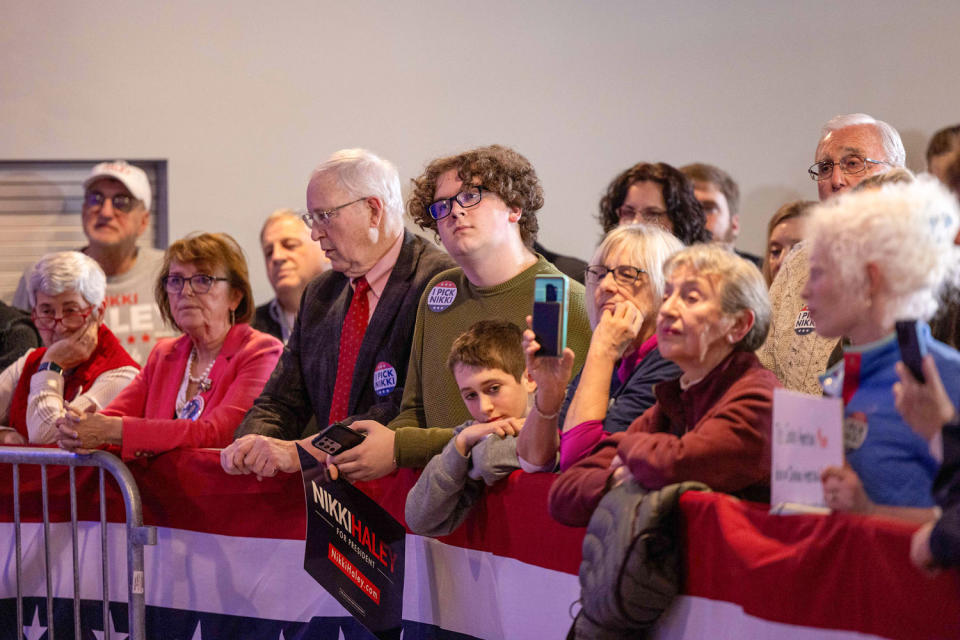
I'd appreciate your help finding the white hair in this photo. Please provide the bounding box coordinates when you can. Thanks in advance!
[587,223,683,327]
[663,244,772,351]
[27,251,106,309]
[310,148,403,220]
[259,208,302,242]
[819,113,906,168]
[809,176,960,325]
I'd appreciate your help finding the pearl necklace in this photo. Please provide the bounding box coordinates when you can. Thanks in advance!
[188,347,216,392]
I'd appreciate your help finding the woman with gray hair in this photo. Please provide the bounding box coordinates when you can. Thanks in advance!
[0,252,138,444]
[549,244,779,525]
[806,177,960,514]
[518,224,684,471]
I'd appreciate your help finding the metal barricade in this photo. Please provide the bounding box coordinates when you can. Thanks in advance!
[0,447,157,640]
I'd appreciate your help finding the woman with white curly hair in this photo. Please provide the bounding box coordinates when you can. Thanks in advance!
[0,251,139,444]
[808,177,960,515]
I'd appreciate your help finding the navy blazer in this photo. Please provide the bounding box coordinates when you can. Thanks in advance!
[236,231,455,440]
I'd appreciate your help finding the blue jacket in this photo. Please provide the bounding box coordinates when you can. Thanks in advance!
[821,325,960,507]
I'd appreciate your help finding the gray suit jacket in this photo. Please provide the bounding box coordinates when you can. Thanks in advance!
[236,231,455,440]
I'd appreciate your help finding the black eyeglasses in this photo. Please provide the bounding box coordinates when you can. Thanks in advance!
[428,186,485,220]
[163,274,229,294]
[301,197,369,227]
[84,191,139,213]
[807,155,891,181]
[584,265,647,287]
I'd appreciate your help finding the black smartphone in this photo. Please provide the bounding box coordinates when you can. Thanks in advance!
[532,274,569,357]
[895,319,927,383]
[311,422,366,456]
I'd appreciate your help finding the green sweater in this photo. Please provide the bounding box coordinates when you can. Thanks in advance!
[389,255,592,468]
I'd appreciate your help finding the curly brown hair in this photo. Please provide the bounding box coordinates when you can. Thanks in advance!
[408,145,543,248]
[155,232,254,329]
[598,162,709,245]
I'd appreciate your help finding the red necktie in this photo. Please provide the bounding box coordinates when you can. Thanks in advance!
[328,277,370,424]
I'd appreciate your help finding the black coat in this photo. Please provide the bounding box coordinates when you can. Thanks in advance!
[236,231,455,440]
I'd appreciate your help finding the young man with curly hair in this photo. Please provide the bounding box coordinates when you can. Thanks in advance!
[328,145,593,482]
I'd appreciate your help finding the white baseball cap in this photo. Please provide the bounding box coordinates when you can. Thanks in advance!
[84,160,152,210]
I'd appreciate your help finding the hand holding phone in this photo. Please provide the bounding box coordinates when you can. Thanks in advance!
[311,422,366,456]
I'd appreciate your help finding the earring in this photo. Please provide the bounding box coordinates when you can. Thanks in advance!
[230,308,236,325]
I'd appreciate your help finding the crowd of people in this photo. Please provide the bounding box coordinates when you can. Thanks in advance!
[3,114,960,627]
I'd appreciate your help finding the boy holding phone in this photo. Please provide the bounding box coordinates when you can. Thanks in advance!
[405,321,545,537]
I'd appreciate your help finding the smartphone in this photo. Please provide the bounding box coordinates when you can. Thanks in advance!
[895,319,927,383]
[311,422,366,456]
[532,274,569,357]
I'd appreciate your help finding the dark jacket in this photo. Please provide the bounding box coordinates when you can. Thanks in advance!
[559,346,682,435]
[252,301,284,343]
[931,421,960,566]
[0,301,40,371]
[236,231,455,440]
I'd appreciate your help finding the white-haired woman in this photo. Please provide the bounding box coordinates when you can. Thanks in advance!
[808,177,960,514]
[518,224,684,471]
[0,252,139,444]
[549,245,779,526]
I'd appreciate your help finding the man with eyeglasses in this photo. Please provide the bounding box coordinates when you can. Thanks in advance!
[758,113,906,394]
[13,160,172,366]
[321,145,593,483]
[222,149,454,478]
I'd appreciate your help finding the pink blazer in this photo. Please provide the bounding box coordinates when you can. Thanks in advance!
[102,323,282,460]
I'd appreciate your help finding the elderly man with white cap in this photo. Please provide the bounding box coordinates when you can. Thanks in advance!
[13,160,172,364]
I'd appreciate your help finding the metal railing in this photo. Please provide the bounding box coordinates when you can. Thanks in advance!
[1,447,157,640]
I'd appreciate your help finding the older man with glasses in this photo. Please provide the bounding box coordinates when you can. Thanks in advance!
[13,160,173,365]
[758,113,906,394]
[221,148,454,479]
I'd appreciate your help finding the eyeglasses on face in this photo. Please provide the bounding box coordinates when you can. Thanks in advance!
[616,205,667,224]
[32,306,94,331]
[300,197,369,227]
[163,274,229,295]
[807,155,891,181]
[584,264,647,287]
[84,191,140,213]
[428,186,485,221]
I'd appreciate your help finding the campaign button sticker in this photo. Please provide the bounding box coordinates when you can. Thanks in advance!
[427,280,458,312]
[373,361,397,397]
[843,411,868,451]
[794,305,815,336]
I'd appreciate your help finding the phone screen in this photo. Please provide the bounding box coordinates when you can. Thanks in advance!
[532,275,569,357]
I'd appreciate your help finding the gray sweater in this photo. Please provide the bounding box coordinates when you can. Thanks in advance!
[404,421,522,537]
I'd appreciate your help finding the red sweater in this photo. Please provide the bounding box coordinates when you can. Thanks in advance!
[548,351,779,527]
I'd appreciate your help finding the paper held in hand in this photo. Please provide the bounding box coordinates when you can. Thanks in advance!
[770,388,844,515]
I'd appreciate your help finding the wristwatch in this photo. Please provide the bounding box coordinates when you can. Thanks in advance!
[37,361,64,375]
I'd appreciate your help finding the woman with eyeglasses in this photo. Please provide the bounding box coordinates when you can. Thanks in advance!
[597,162,710,245]
[517,224,684,471]
[0,252,139,444]
[549,244,780,526]
[56,233,282,459]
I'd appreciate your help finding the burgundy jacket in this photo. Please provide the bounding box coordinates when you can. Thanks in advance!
[548,351,779,527]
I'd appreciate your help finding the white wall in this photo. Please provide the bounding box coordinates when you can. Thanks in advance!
[3,0,958,303]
